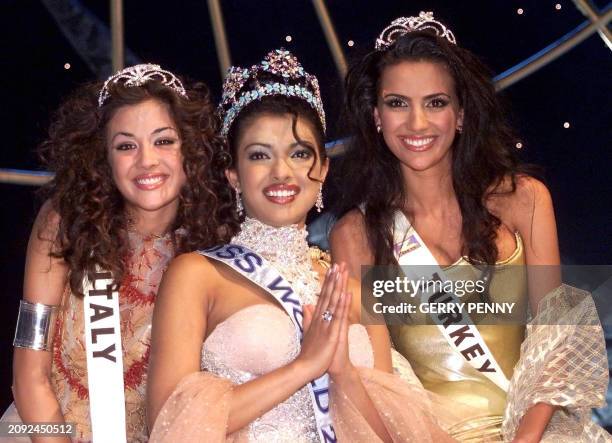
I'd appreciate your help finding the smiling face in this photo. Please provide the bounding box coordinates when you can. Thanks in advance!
[226,113,328,228]
[106,98,187,224]
[374,60,463,174]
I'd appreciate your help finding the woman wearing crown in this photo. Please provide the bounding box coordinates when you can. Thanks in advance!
[146,49,463,442]
[3,64,233,442]
[330,12,609,443]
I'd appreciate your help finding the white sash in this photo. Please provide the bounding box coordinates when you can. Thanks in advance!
[82,271,127,443]
[392,211,510,392]
[200,244,337,443]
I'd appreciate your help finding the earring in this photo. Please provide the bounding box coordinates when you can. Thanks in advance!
[456,125,463,134]
[315,183,324,213]
[235,188,244,217]
[376,124,382,133]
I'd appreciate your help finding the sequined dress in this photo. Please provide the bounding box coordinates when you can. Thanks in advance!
[150,218,459,442]
[2,231,175,442]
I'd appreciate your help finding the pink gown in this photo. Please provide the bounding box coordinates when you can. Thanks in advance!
[150,218,460,442]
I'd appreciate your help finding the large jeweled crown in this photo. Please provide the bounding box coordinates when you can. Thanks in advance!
[98,63,187,107]
[375,12,456,51]
[218,49,325,137]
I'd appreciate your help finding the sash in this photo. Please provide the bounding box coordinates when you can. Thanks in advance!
[82,271,127,443]
[200,244,336,443]
[392,211,510,392]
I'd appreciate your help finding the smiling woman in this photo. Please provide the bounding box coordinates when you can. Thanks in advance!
[374,61,463,173]
[107,100,187,229]
[331,12,609,442]
[225,104,328,228]
[2,64,235,442]
[146,49,464,443]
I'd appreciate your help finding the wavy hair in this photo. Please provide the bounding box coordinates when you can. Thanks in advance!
[39,78,238,296]
[334,31,537,265]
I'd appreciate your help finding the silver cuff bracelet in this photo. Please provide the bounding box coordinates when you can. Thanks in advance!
[13,300,58,351]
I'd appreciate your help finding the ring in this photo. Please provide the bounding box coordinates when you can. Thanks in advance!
[322,310,333,322]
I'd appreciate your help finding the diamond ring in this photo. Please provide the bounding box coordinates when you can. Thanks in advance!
[322,310,333,322]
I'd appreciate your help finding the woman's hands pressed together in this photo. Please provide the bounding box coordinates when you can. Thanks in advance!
[298,263,353,381]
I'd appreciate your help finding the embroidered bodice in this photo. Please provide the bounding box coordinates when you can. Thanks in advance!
[231,217,321,305]
[50,231,175,442]
[199,218,374,442]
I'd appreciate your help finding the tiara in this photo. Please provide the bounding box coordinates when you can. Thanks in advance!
[218,49,325,137]
[375,12,456,50]
[98,63,187,107]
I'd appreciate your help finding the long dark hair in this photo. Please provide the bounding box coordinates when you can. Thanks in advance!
[334,30,536,265]
[39,78,237,296]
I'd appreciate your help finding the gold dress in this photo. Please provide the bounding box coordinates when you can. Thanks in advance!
[49,232,175,442]
[389,234,527,441]
[390,232,610,442]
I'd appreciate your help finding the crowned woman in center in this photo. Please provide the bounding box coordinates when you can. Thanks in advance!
[146,49,460,442]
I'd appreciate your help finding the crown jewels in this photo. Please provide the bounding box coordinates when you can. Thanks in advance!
[375,12,456,51]
[98,63,187,107]
[218,49,325,137]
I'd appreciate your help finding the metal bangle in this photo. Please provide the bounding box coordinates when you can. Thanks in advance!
[13,300,58,351]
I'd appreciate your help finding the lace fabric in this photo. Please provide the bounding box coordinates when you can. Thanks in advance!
[502,284,611,442]
[231,217,321,305]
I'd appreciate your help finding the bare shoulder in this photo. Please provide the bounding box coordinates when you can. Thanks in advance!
[23,200,68,305]
[488,175,553,232]
[330,209,374,277]
[31,200,61,245]
[329,209,369,254]
[159,252,221,301]
[331,209,366,237]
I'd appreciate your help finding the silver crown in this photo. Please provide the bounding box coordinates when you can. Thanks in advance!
[375,12,456,50]
[218,49,325,137]
[98,63,187,107]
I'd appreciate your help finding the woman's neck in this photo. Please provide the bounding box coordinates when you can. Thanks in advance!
[400,162,457,218]
[127,203,178,236]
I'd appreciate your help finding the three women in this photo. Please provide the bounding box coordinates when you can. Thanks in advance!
[8,11,609,443]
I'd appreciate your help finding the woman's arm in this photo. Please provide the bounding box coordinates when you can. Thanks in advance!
[330,209,374,280]
[346,277,393,373]
[147,255,346,435]
[325,268,392,442]
[505,177,561,443]
[508,176,561,311]
[332,212,393,373]
[12,201,71,443]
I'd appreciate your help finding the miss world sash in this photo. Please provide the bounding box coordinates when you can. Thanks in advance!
[200,244,337,443]
[392,211,510,392]
[82,270,127,443]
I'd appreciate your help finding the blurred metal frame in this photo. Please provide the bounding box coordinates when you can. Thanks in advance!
[2,1,611,182]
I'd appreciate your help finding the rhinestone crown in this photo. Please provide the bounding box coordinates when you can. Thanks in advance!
[375,11,456,51]
[98,63,187,107]
[218,49,325,137]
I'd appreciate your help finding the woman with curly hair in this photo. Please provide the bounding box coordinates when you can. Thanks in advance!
[331,12,609,443]
[3,64,235,442]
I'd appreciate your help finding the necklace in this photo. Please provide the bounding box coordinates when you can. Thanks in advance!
[232,217,320,305]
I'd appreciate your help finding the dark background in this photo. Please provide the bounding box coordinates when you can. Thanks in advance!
[2,0,611,426]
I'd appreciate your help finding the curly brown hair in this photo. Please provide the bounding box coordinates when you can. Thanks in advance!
[39,77,238,296]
